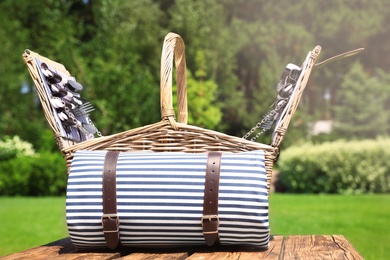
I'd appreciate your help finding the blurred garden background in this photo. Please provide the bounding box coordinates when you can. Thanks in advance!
[0,0,389,259]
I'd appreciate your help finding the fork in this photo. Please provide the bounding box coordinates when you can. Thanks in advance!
[73,102,95,117]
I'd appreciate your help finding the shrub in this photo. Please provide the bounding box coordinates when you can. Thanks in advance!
[0,136,35,161]
[0,152,67,196]
[278,138,390,194]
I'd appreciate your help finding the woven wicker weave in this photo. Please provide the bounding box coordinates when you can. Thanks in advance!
[23,32,322,193]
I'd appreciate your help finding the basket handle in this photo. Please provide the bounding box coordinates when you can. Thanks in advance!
[271,45,322,148]
[160,32,188,127]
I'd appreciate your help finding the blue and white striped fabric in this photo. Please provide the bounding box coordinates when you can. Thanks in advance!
[66,150,269,248]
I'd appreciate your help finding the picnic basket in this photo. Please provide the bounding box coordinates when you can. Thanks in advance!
[23,32,322,194]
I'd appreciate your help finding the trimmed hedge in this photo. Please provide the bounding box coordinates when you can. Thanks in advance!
[3,137,390,195]
[278,138,390,194]
[0,152,67,196]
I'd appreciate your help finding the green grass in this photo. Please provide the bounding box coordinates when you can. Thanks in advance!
[1,195,389,259]
[269,194,390,260]
[0,197,67,256]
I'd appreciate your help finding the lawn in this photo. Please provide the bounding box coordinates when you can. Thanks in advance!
[269,194,390,260]
[0,197,68,256]
[1,195,389,259]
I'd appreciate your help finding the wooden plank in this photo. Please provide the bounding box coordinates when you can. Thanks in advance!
[281,235,364,260]
[1,238,121,260]
[266,235,284,259]
[186,236,284,260]
[119,252,188,260]
[2,235,365,259]
[332,235,364,260]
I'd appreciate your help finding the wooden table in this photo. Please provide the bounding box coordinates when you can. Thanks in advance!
[2,235,363,260]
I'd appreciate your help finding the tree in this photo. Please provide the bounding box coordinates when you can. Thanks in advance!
[1,0,390,150]
[70,0,165,135]
[333,62,389,139]
[167,0,243,133]
[0,0,77,149]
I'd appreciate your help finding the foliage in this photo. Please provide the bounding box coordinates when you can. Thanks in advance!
[0,0,389,150]
[0,0,78,142]
[167,0,243,133]
[333,62,390,139]
[186,73,222,129]
[0,136,35,161]
[278,138,390,194]
[173,51,223,129]
[74,0,164,135]
[36,129,61,153]
[0,152,67,196]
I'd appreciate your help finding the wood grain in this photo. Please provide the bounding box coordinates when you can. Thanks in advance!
[2,235,364,260]
[120,252,188,260]
[1,238,122,260]
[186,236,284,260]
[281,235,364,260]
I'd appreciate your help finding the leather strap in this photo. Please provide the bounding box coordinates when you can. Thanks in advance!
[201,152,222,246]
[101,151,121,249]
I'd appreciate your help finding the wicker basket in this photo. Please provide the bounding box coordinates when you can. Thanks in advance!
[23,32,321,193]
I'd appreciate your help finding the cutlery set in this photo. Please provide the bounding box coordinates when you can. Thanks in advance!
[38,61,101,142]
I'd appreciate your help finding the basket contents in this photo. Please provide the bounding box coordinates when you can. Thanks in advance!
[23,49,100,149]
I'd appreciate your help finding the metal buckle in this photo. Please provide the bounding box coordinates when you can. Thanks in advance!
[201,215,220,235]
[103,229,120,233]
[201,215,220,227]
[101,214,120,233]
